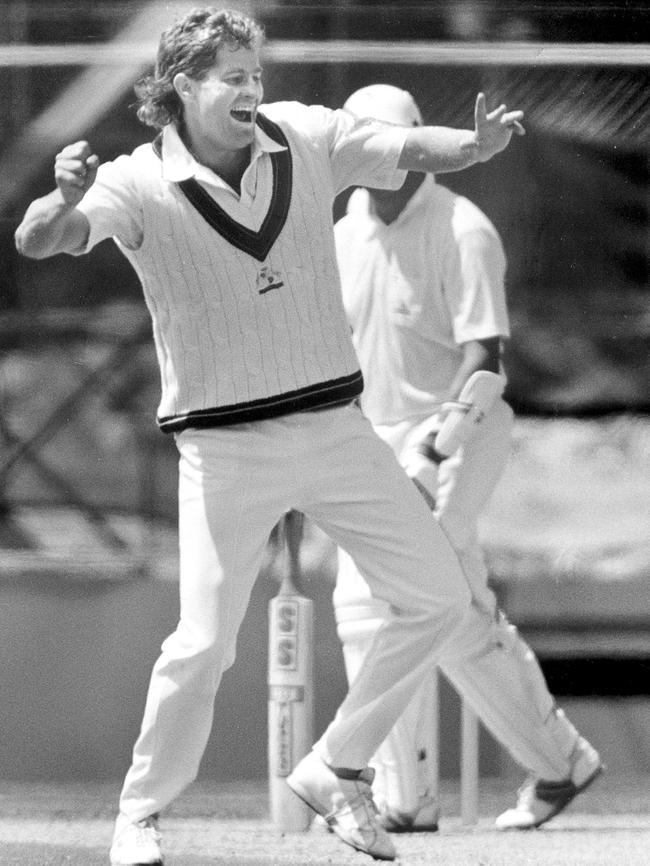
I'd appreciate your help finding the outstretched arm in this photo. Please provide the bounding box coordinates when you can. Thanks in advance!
[15,141,99,259]
[398,93,525,174]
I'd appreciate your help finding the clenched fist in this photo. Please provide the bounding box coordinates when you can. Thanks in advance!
[54,141,100,207]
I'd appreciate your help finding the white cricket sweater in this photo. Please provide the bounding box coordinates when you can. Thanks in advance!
[76,101,407,431]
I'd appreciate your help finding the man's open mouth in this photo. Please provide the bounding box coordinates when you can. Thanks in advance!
[231,108,254,124]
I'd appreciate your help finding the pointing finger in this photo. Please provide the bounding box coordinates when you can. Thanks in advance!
[474,92,486,123]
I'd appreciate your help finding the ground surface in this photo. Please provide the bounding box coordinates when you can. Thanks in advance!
[0,774,648,866]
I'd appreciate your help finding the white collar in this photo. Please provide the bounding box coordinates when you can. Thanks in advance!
[160,121,287,185]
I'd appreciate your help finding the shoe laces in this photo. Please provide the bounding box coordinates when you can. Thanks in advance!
[326,783,379,829]
[132,816,161,844]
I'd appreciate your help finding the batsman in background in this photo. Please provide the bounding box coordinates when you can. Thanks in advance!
[333,84,602,834]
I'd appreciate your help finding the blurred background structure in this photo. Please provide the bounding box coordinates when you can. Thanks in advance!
[0,0,648,788]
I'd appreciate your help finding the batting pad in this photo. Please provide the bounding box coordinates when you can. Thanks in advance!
[434,371,505,458]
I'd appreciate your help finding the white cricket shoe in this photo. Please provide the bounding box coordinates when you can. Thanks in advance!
[109,812,163,865]
[379,794,440,833]
[495,737,603,830]
[287,751,396,860]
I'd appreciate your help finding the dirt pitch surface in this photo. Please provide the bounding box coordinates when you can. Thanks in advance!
[0,773,648,866]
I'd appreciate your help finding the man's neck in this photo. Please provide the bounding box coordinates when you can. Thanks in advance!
[372,197,407,226]
[181,126,252,193]
[369,171,426,225]
[210,147,251,194]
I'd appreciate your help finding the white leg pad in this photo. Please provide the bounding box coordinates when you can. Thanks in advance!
[440,610,579,780]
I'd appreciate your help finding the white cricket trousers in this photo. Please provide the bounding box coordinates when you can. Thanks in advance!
[334,399,581,815]
[118,402,477,822]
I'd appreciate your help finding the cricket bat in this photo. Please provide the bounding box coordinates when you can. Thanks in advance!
[268,509,314,832]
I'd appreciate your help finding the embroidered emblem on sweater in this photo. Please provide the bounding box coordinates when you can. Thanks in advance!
[256,265,285,294]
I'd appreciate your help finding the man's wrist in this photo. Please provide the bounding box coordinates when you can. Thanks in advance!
[460,133,481,164]
[52,187,83,212]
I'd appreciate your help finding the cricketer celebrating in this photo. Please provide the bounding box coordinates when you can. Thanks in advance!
[16,8,526,865]
[333,84,602,834]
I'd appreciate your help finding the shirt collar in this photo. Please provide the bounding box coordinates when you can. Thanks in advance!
[160,120,287,185]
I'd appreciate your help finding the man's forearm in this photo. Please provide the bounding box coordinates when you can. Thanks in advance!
[398,126,480,174]
[398,93,524,174]
[15,189,86,260]
[445,338,502,400]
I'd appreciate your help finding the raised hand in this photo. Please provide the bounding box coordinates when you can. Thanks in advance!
[54,141,100,206]
[473,93,525,163]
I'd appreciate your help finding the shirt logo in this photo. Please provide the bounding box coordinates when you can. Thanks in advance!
[257,265,285,295]
[394,300,410,316]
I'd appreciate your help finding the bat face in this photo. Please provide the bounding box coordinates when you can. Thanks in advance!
[268,591,314,829]
[273,598,302,671]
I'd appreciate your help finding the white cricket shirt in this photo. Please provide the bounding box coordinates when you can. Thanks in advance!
[76,102,408,431]
[335,176,510,425]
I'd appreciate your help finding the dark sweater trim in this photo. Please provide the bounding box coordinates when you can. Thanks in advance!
[158,370,363,433]
[152,113,292,262]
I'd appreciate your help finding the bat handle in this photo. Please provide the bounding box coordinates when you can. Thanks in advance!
[283,510,304,592]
